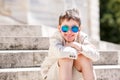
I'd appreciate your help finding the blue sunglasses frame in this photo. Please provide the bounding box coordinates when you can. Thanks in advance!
[61,25,79,33]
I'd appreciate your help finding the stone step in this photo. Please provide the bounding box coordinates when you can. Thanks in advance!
[0,50,48,68]
[93,50,119,65]
[0,15,21,25]
[0,65,120,80]
[0,25,101,50]
[0,67,42,80]
[94,65,120,80]
[0,37,49,50]
[99,41,120,50]
[0,37,100,50]
[0,25,57,37]
[0,50,119,68]
[0,25,42,37]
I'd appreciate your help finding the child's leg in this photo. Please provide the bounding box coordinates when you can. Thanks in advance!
[58,58,73,80]
[73,54,96,80]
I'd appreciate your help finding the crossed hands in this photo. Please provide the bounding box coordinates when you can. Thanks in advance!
[65,42,82,55]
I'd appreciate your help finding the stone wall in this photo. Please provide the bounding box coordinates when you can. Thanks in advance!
[29,0,100,40]
[0,0,100,40]
[0,0,28,23]
[88,0,100,40]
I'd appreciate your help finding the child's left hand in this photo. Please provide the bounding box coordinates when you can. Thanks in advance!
[65,42,82,52]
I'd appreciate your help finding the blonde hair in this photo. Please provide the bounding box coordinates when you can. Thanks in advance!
[59,8,81,26]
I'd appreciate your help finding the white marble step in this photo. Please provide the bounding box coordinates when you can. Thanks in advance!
[0,25,57,37]
[0,50,119,68]
[0,15,21,25]
[94,50,120,65]
[0,25,42,37]
[0,65,120,80]
[0,37,49,50]
[0,25,119,50]
[0,50,48,68]
[0,37,100,50]
[94,65,120,80]
[0,67,42,80]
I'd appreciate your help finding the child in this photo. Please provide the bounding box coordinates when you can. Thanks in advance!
[41,8,100,80]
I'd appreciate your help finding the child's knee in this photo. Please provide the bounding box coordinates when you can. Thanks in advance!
[78,54,92,63]
[58,58,73,67]
[74,54,93,70]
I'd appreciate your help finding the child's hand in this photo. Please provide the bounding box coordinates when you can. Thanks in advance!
[65,42,82,52]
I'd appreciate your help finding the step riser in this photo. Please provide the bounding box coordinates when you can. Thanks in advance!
[0,37,49,50]
[0,25,57,38]
[95,69,120,80]
[0,51,118,68]
[0,37,99,50]
[0,71,42,80]
[0,51,48,68]
[93,51,119,65]
[0,68,120,80]
[0,36,119,50]
[0,37,103,50]
[0,25,42,37]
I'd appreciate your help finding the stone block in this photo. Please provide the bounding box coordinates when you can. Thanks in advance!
[0,69,43,80]
[94,51,118,65]
[0,52,33,68]
[17,71,42,80]
[33,51,48,66]
[0,66,120,80]
[0,50,119,68]
[0,37,49,50]
[94,66,120,80]
[0,25,42,37]
[0,50,48,68]
[0,15,20,25]
[0,73,17,80]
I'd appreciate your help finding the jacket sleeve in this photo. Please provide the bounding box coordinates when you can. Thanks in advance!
[80,36,100,61]
[49,37,78,59]
[40,57,55,79]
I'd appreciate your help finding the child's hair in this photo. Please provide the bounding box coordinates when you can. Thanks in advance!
[59,8,81,26]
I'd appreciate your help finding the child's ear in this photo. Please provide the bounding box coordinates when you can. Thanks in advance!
[79,26,81,31]
[58,25,61,32]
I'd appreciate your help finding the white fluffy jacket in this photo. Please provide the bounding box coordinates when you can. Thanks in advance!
[41,31,100,79]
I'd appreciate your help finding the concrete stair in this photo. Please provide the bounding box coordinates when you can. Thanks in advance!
[0,37,49,50]
[0,66,120,80]
[0,67,42,80]
[0,25,120,80]
[94,65,120,80]
[0,50,119,68]
[0,50,120,80]
[0,15,21,25]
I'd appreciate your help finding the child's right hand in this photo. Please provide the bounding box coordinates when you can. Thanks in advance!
[65,42,82,52]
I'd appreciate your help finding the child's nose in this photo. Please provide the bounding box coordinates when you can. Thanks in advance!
[67,29,73,34]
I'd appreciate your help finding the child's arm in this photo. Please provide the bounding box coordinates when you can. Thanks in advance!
[49,37,78,59]
[80,37,100,61]
[66,36,100,62]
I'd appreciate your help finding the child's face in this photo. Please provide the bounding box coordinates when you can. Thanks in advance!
[58,19,80,42]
